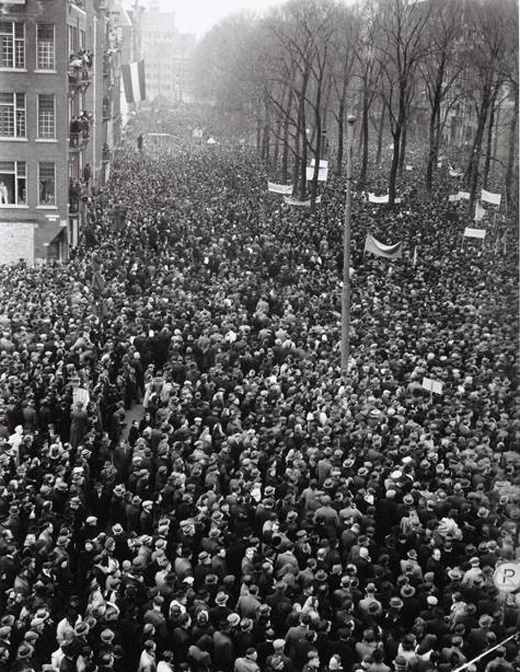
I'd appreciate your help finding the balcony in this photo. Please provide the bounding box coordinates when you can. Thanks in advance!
[69,113,92,152]
[102,144,111,164]
[102,104,111,121]
[94,0,109,11]
[68,51,93,92]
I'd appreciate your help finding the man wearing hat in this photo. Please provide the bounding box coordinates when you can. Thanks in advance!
[234,647,261,672]
[265,639,294,672]
[210,592,232,627]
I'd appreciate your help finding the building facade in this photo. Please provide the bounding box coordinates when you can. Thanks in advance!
[0,0,122,265]
[140,1,195,105]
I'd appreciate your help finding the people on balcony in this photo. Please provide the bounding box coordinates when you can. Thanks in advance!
[69,49,93,71]
[80,111,93,138]
[70,117,82,145]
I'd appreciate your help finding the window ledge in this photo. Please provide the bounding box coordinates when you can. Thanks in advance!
[35,69,58,74]
[35,138,58,143]
[0,204,29,208]
[0,68,28,73]
[36,205,58,210]
[0,137,28,142]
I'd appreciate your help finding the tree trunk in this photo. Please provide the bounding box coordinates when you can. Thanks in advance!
[482,105,495,189]
[358,92,370,188]
[282,90,292,184]
[426,106,438,192]
[505,82,518,210]
[298,72,310,202]
[468,101,490,211]
[336,98,345,176]
[256,114,262,155]
[388,127,401,205]
[376,104,386,165]
[398,122,407,173]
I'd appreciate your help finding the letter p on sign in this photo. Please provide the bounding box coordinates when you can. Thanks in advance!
[493,563,520,593]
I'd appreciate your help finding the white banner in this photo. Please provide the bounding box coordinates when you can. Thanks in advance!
[73,387,90,407]
[267,182,293,195]
[310,159,328,168]
[368,193,402,204]
[448,194,461,203]
[284,195,321,207]
[464,227,486,239]
[306,167,328,182]
[405,165,413,171]
[474,201,486,222]
[458,191,470,200]
[422,378,443,394]
[481,189,501,207]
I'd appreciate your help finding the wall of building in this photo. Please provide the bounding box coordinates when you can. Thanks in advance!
[0,222,36,266]
[0,0,71,261]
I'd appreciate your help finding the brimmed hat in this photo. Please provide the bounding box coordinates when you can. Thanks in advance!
[17,642,34,659]
[215,592,228,605]
[100,629,115,643]
[401,585,415,598]
[227,613,240,627]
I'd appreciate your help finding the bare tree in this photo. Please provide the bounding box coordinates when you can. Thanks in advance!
[374,0,432,205]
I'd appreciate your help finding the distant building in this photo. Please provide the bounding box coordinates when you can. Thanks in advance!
[0,0,123,265]
[140,1,195,104]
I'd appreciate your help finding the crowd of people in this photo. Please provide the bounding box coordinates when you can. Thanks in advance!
[0,107,519,672]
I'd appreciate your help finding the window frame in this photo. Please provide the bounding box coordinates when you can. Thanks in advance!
[38,161,56,206]
[36,23,55,71]
[0,160,26,206]
[0,21,25,70]
[0,92,26,138]
[37,93,55,139]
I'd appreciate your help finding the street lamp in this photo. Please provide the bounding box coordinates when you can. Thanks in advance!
[341,114,356,373]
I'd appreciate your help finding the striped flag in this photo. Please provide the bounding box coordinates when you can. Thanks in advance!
[122,60,146,104]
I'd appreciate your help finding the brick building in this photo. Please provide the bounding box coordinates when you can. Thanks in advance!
[0,0,123,265]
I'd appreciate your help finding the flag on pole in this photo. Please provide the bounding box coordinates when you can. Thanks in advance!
[267,182,293,195]
[464,227,486,239]
[122,60,146,104]
[474,201,486,222]
[364,233,403,259]
[481,189,501,207]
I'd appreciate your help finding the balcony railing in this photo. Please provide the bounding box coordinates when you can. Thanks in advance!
[69,125,91,151]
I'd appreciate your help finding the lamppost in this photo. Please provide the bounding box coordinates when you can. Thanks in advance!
[341,114,356,373]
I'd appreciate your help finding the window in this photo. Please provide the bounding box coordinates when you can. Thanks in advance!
[0,22,25,69]
[0,93,25,137]
[39,161,55,205]
[37,24,55,70]
[0,161,26,205]
[38,93,55,138]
